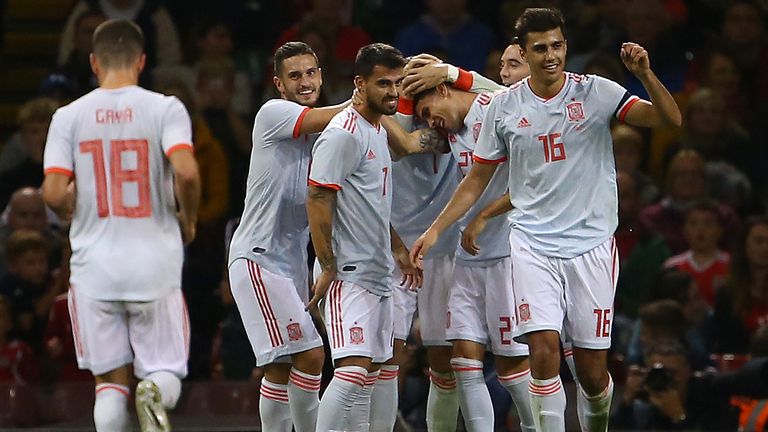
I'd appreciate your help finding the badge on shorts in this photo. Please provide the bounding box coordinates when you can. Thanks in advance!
[350,326,365,344]
[287,323,303,341]
[566,101,585,122]
[519,303,531,322]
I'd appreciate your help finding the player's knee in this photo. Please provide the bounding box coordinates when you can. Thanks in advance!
[93,384,129,432]
[293,346,325,375]
[575,366,609,396]
[146,371,182,409]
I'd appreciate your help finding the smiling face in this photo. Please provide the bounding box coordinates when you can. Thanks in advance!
[521,28,567,86]
[274,53,323,107]
[500,44,529,86]
[415,85,465,134]
[357,65,403,115]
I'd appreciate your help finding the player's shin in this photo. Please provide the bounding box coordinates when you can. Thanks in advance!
[259,377,292,432]
[370,365,399,431]
[576,374,613,432]
[528,376,567,432]
[450,357,494,432]
[426,368,459,432]
[288,367,322,432]
[497,361,535,432]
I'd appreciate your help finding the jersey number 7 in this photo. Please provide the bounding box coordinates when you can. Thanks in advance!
[80,139,151,218]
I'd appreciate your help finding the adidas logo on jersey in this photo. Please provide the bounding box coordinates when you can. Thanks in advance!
[367,149,376,160]
[517,117,531,128]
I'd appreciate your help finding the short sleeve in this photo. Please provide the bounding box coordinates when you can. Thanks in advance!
[590,75,641,123]
[472,97,508,164]
[43,109,74,177]
[309,127,362,190]
[161,96,193,156]
[258,99,312,143]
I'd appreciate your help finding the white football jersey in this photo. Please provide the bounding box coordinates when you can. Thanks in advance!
[43,85,192,301]
[228,99,317,291]
[474,73,639,258]
[448,92,511,266]
[309,107,393,296]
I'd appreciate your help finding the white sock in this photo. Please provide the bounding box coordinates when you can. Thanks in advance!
[93,383,129,432]
[348,370,379,431]
[259,378,291,432]
[498,368,535,432]
[450,357,494,432]
[529,376,566,432]
[145,370,182,409]
[564,347,587,430]
[288,368,321,432]
[577,374,614,432]
[370,365,398,432]
[316,366,367,431]
[427,369,459,432]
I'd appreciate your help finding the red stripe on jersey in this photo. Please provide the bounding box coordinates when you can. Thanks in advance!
[165,143,193,157]
[472,154,508,165]
[247,261,283,347]
[293,107,312,138]
[44,167,75,177]
[308,179,341,190]
[454,68,474,91]
[618,97,640,122]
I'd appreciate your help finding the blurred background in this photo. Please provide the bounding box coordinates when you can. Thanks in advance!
[2,0,768,430]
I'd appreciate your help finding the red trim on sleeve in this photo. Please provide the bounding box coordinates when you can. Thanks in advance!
[293,107,312,138]
[453,68,474,91]
[165,143,194,157]
[44,167,74,177]
[397,98,414,115]
[472,154,508,165]
[308,179,341,191]
[618,97,640,122]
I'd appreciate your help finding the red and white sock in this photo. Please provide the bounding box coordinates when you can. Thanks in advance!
[94,383,129,432]
[529,375,566,432]
[427,369,459,432]
[370,365,399,431]
[499,368,535,432]
[259,378,291,432]
[315,366,367,431]
[451,357,494,431]
[288,368,321,432]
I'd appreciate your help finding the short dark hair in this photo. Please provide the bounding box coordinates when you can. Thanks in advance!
[92,19,144,68]
[514,7,566,47]
[412,86,439,113]
[354,43,405,78]
[274,41,318,76]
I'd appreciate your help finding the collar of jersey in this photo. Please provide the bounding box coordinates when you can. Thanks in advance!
[525,73,568,103]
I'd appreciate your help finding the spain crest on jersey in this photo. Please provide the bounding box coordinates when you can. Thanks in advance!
[566,101,585,122]
[350,326,365,344]
[472,122,482,143]
[287,323,303,341]
[519,303,531,322]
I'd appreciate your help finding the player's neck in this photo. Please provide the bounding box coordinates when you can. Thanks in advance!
[354,104,382,127]
[457,91,477,117]
[98,69,140,89]
[529,72,565,99]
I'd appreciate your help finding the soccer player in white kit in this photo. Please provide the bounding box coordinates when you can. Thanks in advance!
[411,8,681,432]
[227,41,354,432]
[41,19,201,432]
[307,43,422,432]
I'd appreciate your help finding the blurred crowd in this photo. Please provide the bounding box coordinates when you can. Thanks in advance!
[2,0,768,429]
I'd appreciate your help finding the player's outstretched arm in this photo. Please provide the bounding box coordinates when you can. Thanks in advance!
[42,173,75,222]
[380,115,449,159]
[169,148,201,245]
[306,185,338,312]
[619,42,682,128]
[390,225,423,290]
[461,192,513,255]
[297,99,352,136]
[410,161,498,267]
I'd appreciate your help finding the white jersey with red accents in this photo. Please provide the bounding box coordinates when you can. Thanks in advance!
[228,99,317,291]
[309,106,393,296]
[473,73,639,258]
[448,92,511,266]
[43,85,193,301]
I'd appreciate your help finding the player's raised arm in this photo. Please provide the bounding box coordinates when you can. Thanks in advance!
[380,115,449,159]
[461,192,513,255]
[618,42,682,128]
[402,56,501,96]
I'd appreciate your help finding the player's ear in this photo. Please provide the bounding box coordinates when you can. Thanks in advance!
[136,54,146,73]
[437,83,449,97]
[273,76,283,93]
[89,53,99,76]
[354,75,365,93]
[317,67,323,87]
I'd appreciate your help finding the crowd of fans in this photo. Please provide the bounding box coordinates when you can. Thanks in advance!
[1,0,768,429]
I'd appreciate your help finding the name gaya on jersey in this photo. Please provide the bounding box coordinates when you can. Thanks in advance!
[473,72,641,259]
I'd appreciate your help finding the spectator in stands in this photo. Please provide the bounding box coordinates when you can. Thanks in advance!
[615,171,670,320]
[197,59,250,218]
[56,9,106,97]
[664,200,729,308]
[612,339,766,429]
[612,124,658,205]
[710,216,768,354]
[0,188,63,280]
[298,19,353,104]
[0,98,58,209]
[395,0,494,72]
[0,296,39,384]
[0,231,62,351]
[640,149,740,254]
[58,0,182,85]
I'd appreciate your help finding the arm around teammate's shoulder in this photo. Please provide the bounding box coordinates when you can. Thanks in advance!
[296,98,352,136]
[620,42,682,128]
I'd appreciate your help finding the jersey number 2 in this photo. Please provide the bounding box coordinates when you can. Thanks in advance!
[80,139,151,218]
